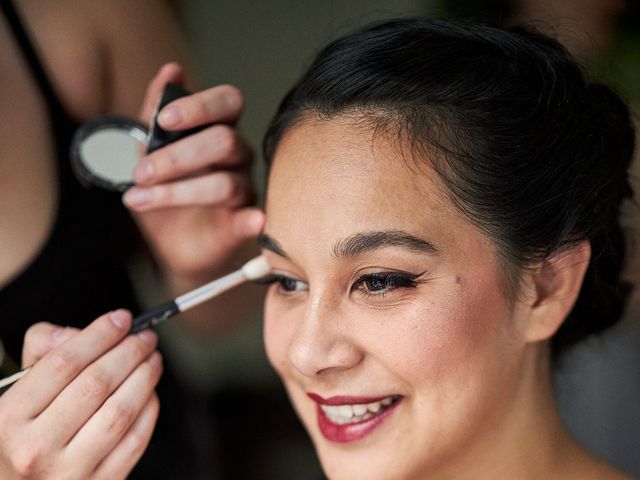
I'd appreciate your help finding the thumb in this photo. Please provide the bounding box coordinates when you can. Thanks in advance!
[138,62,185,125]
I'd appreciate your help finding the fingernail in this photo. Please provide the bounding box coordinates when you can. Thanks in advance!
[110,310,130,329]
[51,326,67,343]
[134,161,154,183]
[137,330,156,344]
[158,105,182,128]
[148,351,163,368]
[160,62,177,75]
[248,210,265,234]
[123,188,152,207]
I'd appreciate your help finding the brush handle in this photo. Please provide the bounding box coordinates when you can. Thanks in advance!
[0,369,28,396]
[0,257,269,396]
[129,300,179,334]
[146,84,208,154]
[0,301,178,397]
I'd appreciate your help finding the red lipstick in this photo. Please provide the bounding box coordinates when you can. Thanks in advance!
[307,393,402,443]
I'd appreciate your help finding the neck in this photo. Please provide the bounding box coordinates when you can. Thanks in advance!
[427,345,594,479]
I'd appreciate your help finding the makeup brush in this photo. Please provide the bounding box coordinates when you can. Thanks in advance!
[0,255,271,396]
[130,255,270,333]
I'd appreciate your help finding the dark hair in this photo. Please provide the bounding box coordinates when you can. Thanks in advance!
[263,18,636,356]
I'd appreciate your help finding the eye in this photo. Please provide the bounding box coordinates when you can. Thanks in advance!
[352,272,419,297]
[259,274,309,294]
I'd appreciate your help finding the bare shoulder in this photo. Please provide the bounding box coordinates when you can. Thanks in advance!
[596,464,634,480]
[15,0,191,118]
[85,0,195,116]
[572,454,634,480]
[591,465,634,480]
[18,0,105,119]
[556,442,634,480]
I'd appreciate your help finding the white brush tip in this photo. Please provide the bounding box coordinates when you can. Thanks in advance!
[241,255,271,280]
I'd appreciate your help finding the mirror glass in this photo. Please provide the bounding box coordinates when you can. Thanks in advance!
[71,117,148,191]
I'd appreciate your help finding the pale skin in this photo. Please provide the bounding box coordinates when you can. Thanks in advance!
[0,0,262,477]
[0,312,161,479]
[260,116,631,480]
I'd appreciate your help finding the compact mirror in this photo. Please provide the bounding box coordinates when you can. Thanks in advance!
[71,116,148,191]
[70,83,200,192]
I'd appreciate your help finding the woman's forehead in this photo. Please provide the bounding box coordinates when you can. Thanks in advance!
[267,117,440,198]
[263,118,481,261]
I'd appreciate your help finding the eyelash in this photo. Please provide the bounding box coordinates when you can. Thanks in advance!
[352,272,420,297]
[258,274,309,294]
[259,272,421,297]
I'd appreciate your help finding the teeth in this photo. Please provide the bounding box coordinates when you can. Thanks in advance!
[353,404,367,416]
[320,397,397,425]
[338,405,354,418]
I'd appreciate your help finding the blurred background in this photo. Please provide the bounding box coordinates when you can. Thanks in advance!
[148,1,640,478]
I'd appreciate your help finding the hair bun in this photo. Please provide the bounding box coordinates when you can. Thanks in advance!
[587,83,635,193]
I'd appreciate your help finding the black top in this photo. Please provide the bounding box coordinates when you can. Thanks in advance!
[0,0,139,363]
[0,3,211,478]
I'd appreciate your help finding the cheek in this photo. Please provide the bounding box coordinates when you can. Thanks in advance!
[263,293,318,427]
[366,278,517,392]
[263,291,296,376]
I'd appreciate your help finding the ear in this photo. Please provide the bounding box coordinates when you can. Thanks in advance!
[524,241,591,343]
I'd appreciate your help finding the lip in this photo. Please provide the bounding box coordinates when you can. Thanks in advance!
[307,392,393,405]
[308,392,403,443]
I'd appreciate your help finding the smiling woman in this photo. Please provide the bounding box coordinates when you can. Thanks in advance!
[258,18,635,480]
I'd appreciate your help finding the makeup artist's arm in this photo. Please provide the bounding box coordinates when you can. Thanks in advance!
[34,0,197,123]
[86,0,198,118]
[0,311,160,479]
[93,1,262,332]
[123,65,266,333]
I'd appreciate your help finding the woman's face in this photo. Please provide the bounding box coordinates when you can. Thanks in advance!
[262,117,534,479]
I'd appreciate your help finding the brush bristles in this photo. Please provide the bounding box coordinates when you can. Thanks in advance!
[241,256,271,280]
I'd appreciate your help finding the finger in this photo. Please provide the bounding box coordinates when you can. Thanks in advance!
[231,208,266,242]
[65,353,162,474]
[156,84,244,131]
[34,330,158,446]
[16,310,132,417]
[91,394,160,480]
[22,323,79,367]
[124,171,252,211]
[139,62,185,125]
[132,125,252,186]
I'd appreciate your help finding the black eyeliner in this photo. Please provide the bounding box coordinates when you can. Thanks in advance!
[256,273,290,285]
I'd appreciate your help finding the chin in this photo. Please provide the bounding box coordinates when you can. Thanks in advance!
[302,418,419,480]
[315,446,415,480]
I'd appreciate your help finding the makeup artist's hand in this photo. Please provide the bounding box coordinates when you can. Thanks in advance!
[0,310,161,479]
[123,63,265,280]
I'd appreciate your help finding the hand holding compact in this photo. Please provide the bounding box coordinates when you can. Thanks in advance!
[0,311,161,479]
[122,63,265,278]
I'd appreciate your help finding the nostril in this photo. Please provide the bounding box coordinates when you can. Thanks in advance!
[288,332,363,377]
[288,336,321,377]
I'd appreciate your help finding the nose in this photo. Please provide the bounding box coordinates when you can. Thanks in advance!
[288,296,363,377]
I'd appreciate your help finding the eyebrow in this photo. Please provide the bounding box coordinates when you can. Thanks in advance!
[258,233,287,257]
[258,230,437,259]
[332,230,438,258]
